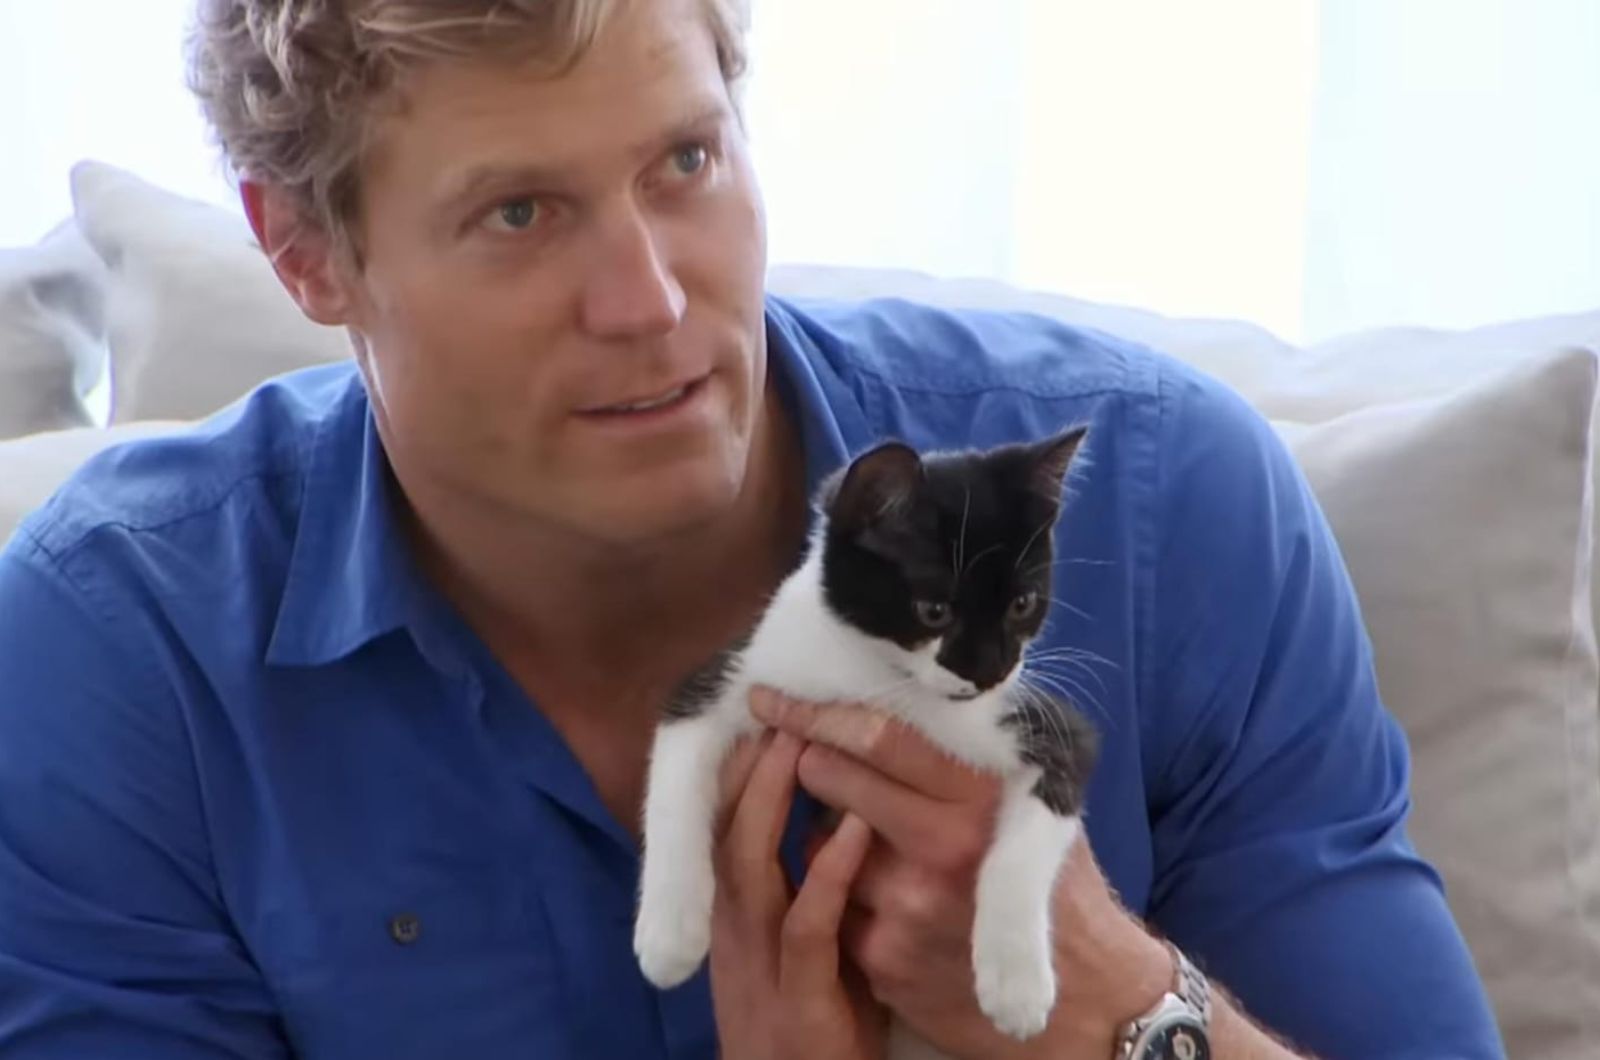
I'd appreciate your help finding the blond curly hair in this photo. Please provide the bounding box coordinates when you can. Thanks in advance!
[187,0,750,255]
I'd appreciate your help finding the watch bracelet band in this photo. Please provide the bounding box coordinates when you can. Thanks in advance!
[1112,938,1213,1059]
[1168,939,1212,1026]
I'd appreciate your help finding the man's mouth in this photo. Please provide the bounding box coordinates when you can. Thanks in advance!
[579,376,706,417]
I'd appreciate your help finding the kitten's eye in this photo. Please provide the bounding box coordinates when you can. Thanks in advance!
[1009,590,1041,622]
[915,600,954,630]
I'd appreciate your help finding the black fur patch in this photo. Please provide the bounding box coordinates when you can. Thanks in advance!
[999,693,1099,816]
[661,633,750,723]
[817,427,1088,696]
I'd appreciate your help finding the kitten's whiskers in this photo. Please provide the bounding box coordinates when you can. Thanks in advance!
[1009,681,1084,759]
[956,486,972,580]
[960,542,1006,581]
[1014,513,1059,571]
[1020,555,1114,579]
[1020,664,1111,727]
[1041,594,1096,625]
[1024,647,1118,697]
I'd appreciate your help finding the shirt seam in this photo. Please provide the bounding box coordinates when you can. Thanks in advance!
[26,464,304,568]
[1135,361,1167,776]
[850,369,1147,402]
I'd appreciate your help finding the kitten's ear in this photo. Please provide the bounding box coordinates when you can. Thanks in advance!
[1030,425,1088,505]
[824,441,924,532]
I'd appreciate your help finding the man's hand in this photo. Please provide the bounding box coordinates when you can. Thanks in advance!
[750,688,1176,1060]
[707,728,888,1060]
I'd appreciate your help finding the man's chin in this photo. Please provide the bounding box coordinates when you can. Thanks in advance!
[560,480,742,551]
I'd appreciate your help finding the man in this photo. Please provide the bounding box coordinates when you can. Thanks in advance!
[0,1,1504,1057]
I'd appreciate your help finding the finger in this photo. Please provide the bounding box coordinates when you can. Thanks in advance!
[844,839,967,924]
[715,730,771,836]
[837,903,917,1005]
[842,843,901,915]
[798,741,991,866]
[800,830,827,872]
[750,688,994,801]
[800,803,844,870]
[838,904,880,990]
[779,813,874,990]
[724,730,805,890]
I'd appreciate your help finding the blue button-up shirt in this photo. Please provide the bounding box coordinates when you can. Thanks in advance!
[0,295,1504,1057]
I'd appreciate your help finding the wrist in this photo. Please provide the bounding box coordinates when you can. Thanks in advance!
[1038,841,1188,1057]
[1079,926,1175,1044]
[1045,898,1173,1050]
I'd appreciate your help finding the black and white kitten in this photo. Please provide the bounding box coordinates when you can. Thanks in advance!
[634,427,1099,1055]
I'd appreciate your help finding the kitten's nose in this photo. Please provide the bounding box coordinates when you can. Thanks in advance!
[938,641,1011,695]
[968,654,1013,692]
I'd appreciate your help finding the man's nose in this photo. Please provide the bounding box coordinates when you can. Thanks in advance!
[578,207,687,340]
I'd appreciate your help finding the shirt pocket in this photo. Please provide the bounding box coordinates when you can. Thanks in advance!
[258,879,578,1059]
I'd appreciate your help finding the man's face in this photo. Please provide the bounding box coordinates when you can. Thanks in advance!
[338,0,768,549]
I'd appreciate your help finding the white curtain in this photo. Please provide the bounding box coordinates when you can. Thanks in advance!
[4,0,1597,345]
[0,1,235,236]
[1304,0,1600,341]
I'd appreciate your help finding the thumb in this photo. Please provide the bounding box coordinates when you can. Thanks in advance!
[779,814,874,991]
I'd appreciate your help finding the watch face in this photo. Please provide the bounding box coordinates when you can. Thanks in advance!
[1146,1018,1210,1060]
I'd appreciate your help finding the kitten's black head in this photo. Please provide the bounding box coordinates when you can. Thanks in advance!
[818,426,1086,700]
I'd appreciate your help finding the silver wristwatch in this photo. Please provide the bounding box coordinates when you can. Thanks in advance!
[1113,940,1212,1060]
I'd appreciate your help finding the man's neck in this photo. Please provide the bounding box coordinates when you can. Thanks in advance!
[395,383,809,710]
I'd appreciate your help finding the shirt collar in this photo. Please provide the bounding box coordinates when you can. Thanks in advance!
[264,295,872,672]
[265,370,437,669]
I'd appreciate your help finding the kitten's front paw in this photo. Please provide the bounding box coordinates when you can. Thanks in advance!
[633,881,713,989]
[974,935,1057,1040]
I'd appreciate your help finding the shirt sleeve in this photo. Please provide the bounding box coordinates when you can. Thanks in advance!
[1139,364,1506,1059]
[0,530,289,1057]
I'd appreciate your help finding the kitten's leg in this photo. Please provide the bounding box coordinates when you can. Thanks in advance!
[634,709,746,988]
[971,774,1082,1039]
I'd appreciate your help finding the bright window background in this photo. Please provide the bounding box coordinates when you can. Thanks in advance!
[3,0,1597,345]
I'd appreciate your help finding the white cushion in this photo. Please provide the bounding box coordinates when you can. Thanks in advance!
[68,160,351,424]
[0,421,188,548]
[0,221,107,439]
[1275,347,1600,1060]
[769,263,1600,418]
[1266,311,1600,421]
[768,262,1304,396]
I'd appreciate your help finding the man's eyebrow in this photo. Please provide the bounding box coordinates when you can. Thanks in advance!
[434,100,734,216]
[436,162,566,217]
[643,101,735,160]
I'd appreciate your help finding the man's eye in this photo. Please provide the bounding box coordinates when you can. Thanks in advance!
[670,143,709,178]
[484,198,540,232]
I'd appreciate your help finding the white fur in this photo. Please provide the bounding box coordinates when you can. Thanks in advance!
[974,781,1081,1037]
[634,537,1082,1056]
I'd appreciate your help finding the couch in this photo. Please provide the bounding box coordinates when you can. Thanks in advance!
[4,160,1599,1058]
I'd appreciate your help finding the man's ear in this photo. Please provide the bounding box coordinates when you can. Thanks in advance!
[240,180,356,327]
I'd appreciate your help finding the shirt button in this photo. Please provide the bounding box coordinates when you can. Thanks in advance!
[389,913,422,946]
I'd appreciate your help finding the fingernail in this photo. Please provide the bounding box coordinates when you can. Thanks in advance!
[750,686,784,722]
[836,813,872,844]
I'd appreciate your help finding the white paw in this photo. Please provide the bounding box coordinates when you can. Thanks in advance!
[633,877,714,989]
[974,935,1057,1040]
